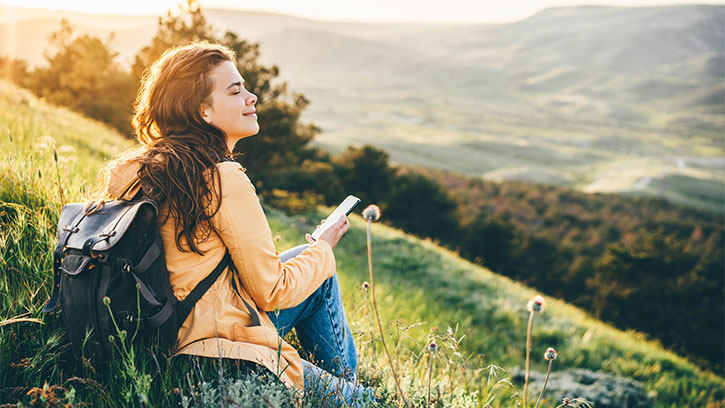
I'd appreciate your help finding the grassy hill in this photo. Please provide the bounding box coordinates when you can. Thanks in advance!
[1,82,723,406]
[2,5,723,213]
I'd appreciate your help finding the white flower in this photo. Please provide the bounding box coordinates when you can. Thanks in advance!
[527,295,545,313]
[362,204,381,221]
[57,145,75,154]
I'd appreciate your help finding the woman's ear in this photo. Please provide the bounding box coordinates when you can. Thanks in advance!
[200,104,213,124]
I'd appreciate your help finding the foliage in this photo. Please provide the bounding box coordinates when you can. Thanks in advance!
[22,19,137,136]
[592,229,725,370]
[131,0,216,81]
[385,169,459,243]
[0,56,29,84]
[417,167,724,373]
[332,145,395,208]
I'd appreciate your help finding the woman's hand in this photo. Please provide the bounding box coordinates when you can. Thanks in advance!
[305,214,350,248]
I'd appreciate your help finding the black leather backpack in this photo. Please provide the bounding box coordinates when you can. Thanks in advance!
[42,199,233,361]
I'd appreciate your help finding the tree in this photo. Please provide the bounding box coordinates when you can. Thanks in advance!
[463,212,516,272]
[590,228,724,372]
[131,0,216,81]
[332,145,395,207]
[133,0,322,196]
[0,56,29,86]
[385,170,459,242]
[26,20,136,135]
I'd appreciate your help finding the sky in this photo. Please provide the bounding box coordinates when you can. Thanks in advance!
[0,0,723,23]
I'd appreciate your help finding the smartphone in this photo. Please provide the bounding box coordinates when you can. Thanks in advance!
[310,195,361,241]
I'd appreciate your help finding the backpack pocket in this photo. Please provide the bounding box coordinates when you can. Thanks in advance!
[59,254,92,276]
[59,253,104,360]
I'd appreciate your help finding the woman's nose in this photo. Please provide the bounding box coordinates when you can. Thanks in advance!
[245,90,257,105]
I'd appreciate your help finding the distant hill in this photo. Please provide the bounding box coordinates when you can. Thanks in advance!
[1,5,723,210]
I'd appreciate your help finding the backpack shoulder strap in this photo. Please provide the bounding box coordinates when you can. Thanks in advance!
[175,251,261,329]
[229,264,262,327]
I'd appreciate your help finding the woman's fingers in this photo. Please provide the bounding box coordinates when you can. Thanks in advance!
[305,233,314,244]
[315,214,349,248]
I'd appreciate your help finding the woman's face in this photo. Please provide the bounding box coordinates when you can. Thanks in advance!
[201,60,259,149]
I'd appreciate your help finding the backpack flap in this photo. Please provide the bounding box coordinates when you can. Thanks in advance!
[62,200,157,256]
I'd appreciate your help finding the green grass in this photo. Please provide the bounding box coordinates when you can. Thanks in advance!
[1,79,724,407]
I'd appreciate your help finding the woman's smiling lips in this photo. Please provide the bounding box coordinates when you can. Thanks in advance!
[243,109,256,119]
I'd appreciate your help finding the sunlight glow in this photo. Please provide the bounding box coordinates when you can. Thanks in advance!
[0,0,723,22]
[3,5,14,80]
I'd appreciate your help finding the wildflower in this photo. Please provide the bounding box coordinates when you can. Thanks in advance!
[58,156,77,164]
[364,202,407,406]
[362,204,381,221]
[103,296,111,306]
[57,145,75,154]
[274,235,281,242]
[527,295,545,313]
[362,281,369,290]
[544,347,558,361]
[524,294,545,408]
[426,340,438,408]
[535,347,558,408]
[39,135,55,144]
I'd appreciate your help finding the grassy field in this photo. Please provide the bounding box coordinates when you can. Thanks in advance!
[1,80,724,407]
[301,84,725,214]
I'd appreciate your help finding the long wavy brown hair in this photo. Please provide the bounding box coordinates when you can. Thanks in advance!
[119,42,236,254]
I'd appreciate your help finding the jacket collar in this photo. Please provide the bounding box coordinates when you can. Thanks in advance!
[106,159,142,200]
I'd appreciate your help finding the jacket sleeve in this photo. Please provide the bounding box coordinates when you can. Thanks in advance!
[213,162,337,311]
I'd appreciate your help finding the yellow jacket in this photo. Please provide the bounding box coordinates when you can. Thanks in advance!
[106,159,336,388]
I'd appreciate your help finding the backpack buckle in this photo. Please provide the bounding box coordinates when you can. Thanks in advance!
[62,225,79,233]
[99,231,116,238]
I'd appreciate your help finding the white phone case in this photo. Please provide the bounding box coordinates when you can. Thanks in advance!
[311,195,361,241]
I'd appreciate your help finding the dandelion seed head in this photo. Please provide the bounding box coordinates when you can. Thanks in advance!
[527,295,545,313]
[544,347,558,361]
[362,204,381,221]
[57,156,77,164]
[274,235,281,242]
[38,135,55,145]
[362,281,369,290]
[57,145,75,154]
[428,341,438,352]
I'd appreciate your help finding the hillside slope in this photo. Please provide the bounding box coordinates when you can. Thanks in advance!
[0,80,722,406]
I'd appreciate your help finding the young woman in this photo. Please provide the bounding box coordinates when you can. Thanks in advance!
[103,42,373,405]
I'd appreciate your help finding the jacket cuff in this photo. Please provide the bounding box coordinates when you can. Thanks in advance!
[310,239,335,277]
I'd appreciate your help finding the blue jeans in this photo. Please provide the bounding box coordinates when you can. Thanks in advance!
[267,244,375,407]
